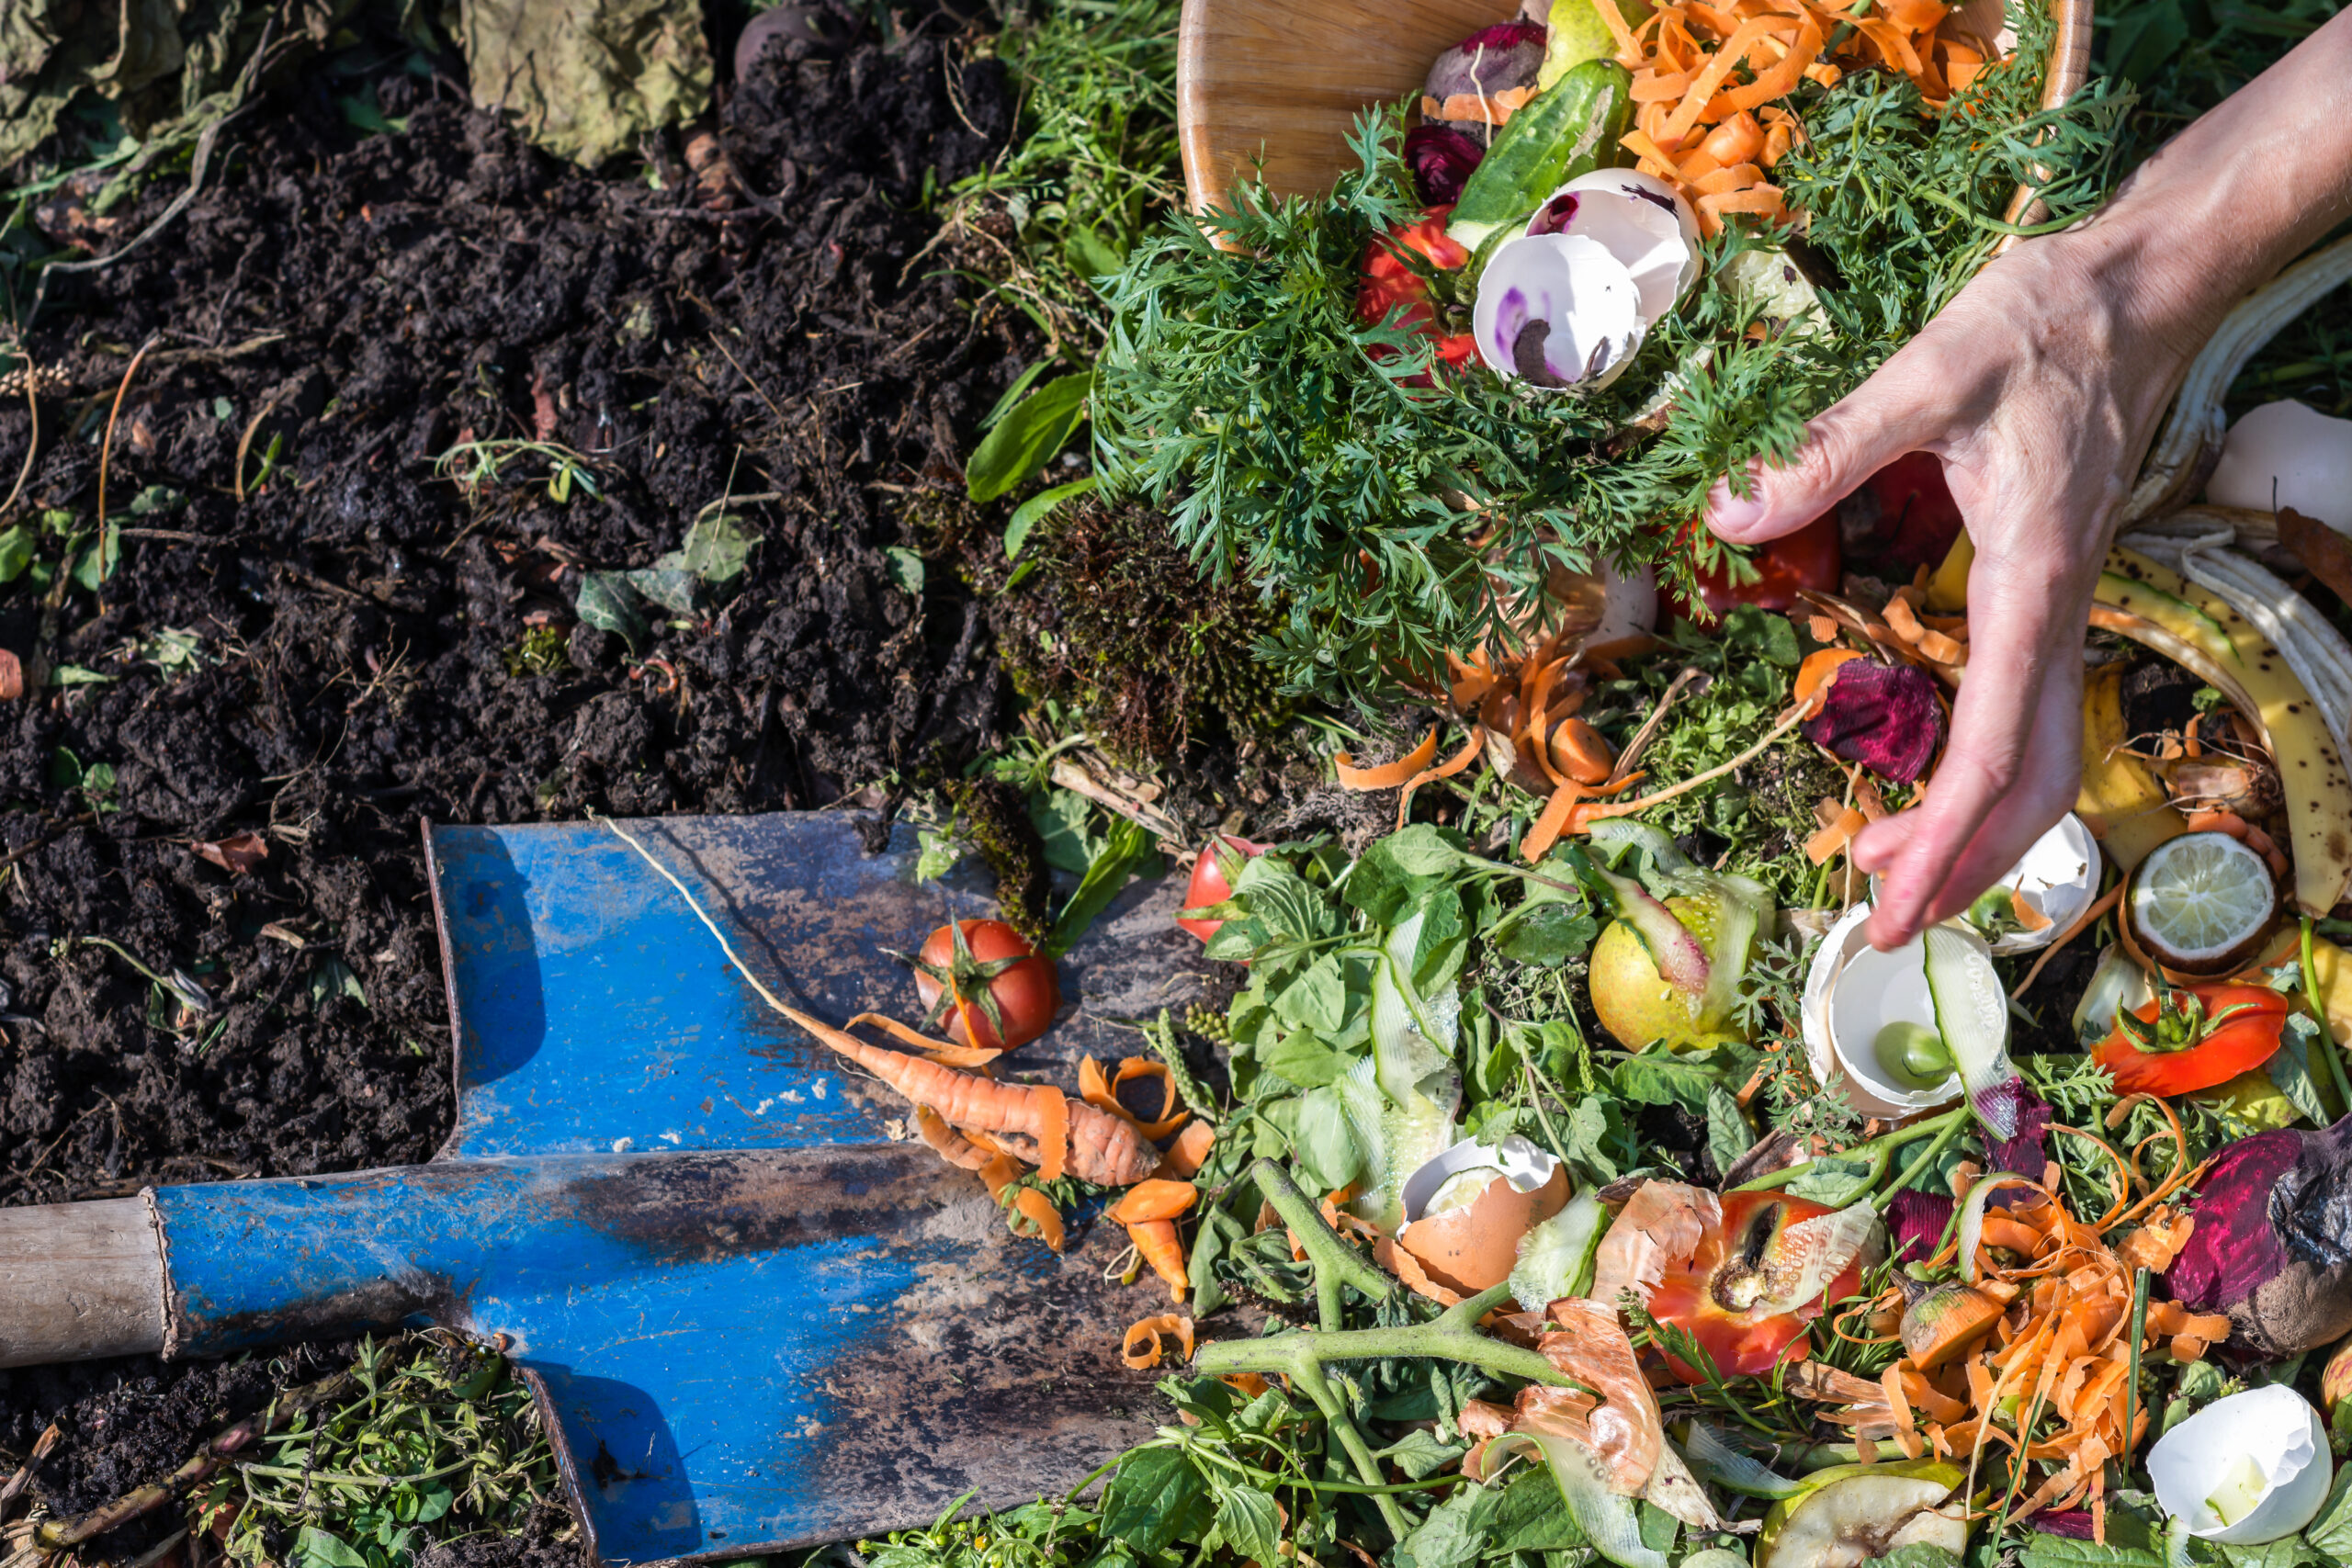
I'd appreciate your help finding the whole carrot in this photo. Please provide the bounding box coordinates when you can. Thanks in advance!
[787,1005,1158,1186]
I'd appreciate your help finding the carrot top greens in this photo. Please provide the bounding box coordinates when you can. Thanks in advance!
[1091,0,2130,699]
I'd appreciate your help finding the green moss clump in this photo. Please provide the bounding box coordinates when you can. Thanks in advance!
[948,776,1054,943]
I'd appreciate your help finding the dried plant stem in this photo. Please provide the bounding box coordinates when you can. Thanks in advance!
[590,810,790,1017]
[95,338,158,599]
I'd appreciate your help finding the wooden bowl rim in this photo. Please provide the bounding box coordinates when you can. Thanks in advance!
[1176,0,2097,225]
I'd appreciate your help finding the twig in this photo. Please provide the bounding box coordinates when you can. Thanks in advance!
[1584,702,1811,820]
[1605,666,1704,788]
[1,364,37,518]
[0,815,96,875]
[35,1370,354,1551]
[95,338,158,596]
[707,335,789,429]
[233,392,282,503]
[0,1427,58,1519]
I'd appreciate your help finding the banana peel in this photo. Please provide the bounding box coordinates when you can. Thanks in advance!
[2092,547,2352,915]
[2075,660,2186,872]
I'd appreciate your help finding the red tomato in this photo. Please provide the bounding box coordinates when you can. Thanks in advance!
[1646,1190,1866,1382]
[1684,508,1843,616]
[1177,835,1269,943]
[1358,207,1476,378]
[910,919,1060,1052]
[2094,982,2290,1097]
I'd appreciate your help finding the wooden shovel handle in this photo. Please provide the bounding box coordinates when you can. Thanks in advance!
[0,1198,165,1368]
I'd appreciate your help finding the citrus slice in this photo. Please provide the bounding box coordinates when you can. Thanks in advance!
[2126,830,2280,976]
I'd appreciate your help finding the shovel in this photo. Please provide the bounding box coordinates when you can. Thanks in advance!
[0,813,1209,1562]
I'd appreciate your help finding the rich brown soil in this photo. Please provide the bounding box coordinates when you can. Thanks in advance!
[0,7,1045,1543]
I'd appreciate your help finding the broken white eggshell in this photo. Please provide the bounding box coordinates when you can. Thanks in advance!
[1523,168,1701,322]
[2149,1384,2334,1544]
[1394,1134,1569,1293]
[1982,812,2101,955]
[1473,233,1643,390]
[2206,399,2352,534]
[1803,902,1962,1120]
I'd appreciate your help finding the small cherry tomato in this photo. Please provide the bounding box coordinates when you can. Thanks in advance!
[2094,982,2289,1097]
[1646,1190,1866,1382]
[910,919,1060,1052]
[1178,835,1268,943]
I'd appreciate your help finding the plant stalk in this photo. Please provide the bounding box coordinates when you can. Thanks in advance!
[1734,1106,1971,1196]
[1250,1159,1395,1332]
[1193,1280,1584,1395]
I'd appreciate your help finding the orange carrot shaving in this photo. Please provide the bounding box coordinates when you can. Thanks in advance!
[978,1152,1021,1200]
[847,1011,1002,1069]
[1158,1121,1216,1180]
[1521,780,1588,863]
[1035,1085,1069,1182]
[1129,1218,1188,1302]
[1013,1188,1066,1252]
[1396,728,1484,830]
[1122,1313,1194,1370]
[1336,729,1438,790]
[1111,1179,1199,1224]
[1805,804,1870,864]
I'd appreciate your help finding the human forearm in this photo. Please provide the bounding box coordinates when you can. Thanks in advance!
[2085,9,2352,344]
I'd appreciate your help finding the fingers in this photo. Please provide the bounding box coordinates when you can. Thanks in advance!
[1852,558,2087,951]
[1704,363,1946,547]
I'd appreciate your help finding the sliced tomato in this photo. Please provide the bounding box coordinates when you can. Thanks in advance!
[1177,834,1269,943]
[1646,1190,1865,1382]
[1358,206,1476,377]
[2093,982,2290,1096]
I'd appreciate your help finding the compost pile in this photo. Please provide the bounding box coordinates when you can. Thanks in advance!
[5,1,2352,1567]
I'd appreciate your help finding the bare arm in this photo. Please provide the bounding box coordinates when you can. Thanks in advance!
[1705,10,2352,951]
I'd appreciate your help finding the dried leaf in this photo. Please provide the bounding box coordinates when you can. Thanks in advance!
[192,830,268,874]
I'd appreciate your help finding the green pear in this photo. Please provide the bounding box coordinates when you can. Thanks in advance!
[1539,0,1639,88]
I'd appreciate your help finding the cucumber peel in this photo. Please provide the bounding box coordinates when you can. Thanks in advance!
[1921,920,2020,1139]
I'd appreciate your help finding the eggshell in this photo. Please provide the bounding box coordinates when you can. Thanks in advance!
[1803,903,1963,1119]
[1523,169,1701,321]
[1473,233,1643,389]
[1984,813,2102,955]
[1394,1135,1569,1293]
[2149,1384,2334,1544]
[2207,400,2352,533]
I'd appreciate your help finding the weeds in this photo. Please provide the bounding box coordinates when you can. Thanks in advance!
[951,0,1183,356]
[207,1336,560,1568]
[432,438,603,502]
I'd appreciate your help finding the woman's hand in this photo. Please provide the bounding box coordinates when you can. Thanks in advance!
[1705,8,2352,952]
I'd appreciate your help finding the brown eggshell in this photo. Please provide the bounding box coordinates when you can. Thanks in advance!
[1395,1162,1570,1294]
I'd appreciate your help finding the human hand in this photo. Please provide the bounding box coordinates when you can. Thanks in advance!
[1703,224,2200,950]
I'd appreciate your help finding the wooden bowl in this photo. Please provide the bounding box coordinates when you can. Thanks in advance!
[1176,0,2095,215]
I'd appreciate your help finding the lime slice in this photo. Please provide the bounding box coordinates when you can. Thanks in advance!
[2127,830,2279,973]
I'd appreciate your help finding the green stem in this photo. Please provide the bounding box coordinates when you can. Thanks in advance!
[2302,918,2352,1113]
[1251,1159,1396,1332]
[1290,1360,1411,1539]
[1193,1280,1585,1395]
[1736,1107,1971,1195]
[2122,1266,2151,1461]
[1872,1109,1970,1213]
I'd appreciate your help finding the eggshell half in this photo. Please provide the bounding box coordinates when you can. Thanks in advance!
[2207,400,2352,534]
[1984,813,2102,955]
[1803,903,1963,1119]
[1472,233,1642,389]
[2149,1384,2334,1544]
[1394,1135,1569,1293]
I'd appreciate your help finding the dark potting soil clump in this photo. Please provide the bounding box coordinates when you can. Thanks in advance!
[0,15,1037,1536]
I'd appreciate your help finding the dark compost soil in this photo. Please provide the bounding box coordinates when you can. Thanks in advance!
[0,15,1043,1544]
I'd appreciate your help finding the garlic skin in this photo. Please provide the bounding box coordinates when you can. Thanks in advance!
[1982,813,2101,955]
[2148,1385,2334,1544]
[1474,170,1699,391]
[2206,399,2352,533]
[1803,903,1962,1120]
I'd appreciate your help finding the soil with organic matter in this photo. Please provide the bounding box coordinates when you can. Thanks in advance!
[0,8,1058,1547]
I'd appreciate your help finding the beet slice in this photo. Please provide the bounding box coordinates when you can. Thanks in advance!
[1799,658,1943,783]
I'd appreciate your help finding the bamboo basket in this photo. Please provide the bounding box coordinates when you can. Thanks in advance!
[1176,0,2095,225]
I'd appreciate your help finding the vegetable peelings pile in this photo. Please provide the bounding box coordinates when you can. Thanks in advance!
[646,2,2352,1566]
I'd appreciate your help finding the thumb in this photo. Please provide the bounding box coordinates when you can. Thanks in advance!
[1703,373,1942,546]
